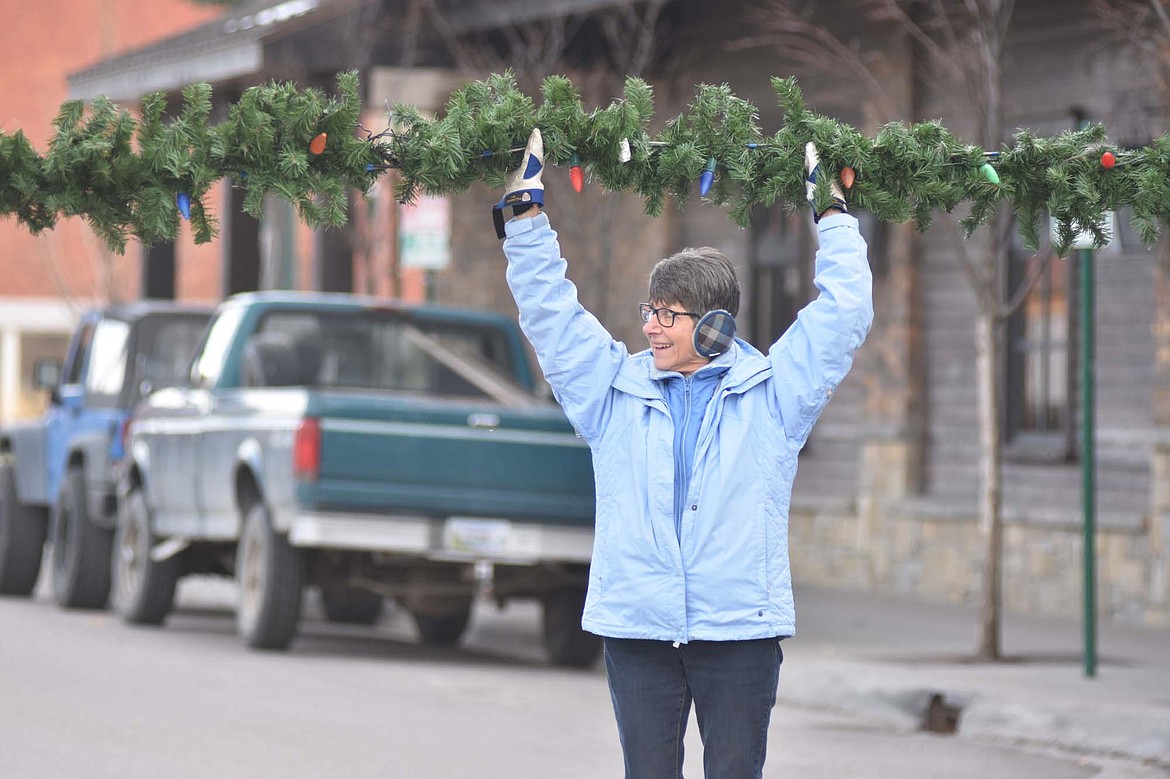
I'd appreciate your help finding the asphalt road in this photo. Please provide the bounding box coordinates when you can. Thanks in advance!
[0,577,1151,779]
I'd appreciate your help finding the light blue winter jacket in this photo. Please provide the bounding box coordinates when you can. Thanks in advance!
[503,211,873,642]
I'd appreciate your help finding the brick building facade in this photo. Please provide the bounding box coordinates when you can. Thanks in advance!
[0,0,222,422]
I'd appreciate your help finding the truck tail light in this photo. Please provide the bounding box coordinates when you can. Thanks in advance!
[110,417,133,462]
[122,418,134,456]
[293,417,321,482]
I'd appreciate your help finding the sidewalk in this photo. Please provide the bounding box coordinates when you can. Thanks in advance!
[781,584,1170,768]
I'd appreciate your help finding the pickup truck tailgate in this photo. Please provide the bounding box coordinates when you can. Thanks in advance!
[303,393,595,526]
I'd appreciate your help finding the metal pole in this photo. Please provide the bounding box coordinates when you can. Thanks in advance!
[1079,246,1097,678]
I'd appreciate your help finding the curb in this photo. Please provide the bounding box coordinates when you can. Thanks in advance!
[780,665,1170,767]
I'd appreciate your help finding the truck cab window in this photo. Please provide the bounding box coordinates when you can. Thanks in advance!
[84,319,131,403]
[134,316,211,398]
[191,306,246,389]
[252,310,531,404]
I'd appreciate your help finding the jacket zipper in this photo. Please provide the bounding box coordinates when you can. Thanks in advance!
[675,376,693,538]
[677,376,693,641]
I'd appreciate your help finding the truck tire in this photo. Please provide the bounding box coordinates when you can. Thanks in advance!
[543,587,601,668]
[236,500,304,650]
[112,487,179,625]
[50,467,113,609]
[412,598,473,646]
[0,462,47,596]
[321,585,384,625]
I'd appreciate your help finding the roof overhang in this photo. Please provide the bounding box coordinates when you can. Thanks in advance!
[69,39,265,102]
[67,0,333,101]
[67,0,667,103]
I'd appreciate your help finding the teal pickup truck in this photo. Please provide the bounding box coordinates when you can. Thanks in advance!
[117,292,599,667]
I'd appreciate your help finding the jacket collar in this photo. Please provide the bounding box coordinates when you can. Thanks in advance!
[613,338,771,399]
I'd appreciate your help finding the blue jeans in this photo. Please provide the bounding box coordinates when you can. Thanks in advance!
[603,637,783,779]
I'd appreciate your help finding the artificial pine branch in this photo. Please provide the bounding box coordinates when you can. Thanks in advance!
[0,69,1165,255]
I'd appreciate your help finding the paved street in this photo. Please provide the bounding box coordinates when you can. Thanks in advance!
[1,577,1164,778]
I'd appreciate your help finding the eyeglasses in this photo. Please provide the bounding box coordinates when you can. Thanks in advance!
[638,303,701,328]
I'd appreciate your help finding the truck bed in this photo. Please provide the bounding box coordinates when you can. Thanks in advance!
[304,391,593,524]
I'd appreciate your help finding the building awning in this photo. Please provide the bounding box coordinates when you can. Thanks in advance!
[68,0,658,102]
[67,0,356,101]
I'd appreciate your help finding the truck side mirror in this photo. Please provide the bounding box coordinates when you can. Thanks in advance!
[33,359,63,392]
[135,356,170,398]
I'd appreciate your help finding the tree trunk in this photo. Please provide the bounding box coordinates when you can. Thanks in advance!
[973,0,1013,662]
[975,309,1004,660]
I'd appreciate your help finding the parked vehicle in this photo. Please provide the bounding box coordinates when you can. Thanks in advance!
[117,292,599,666]
[0,303,212,608]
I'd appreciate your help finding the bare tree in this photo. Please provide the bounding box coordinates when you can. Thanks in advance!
[33,223,135,310]
[414,0,588,79]
[739,0,1069,661]
[731,2,900,118]
[34,236,83,314]
[1089,0,1170,91]
[554,2,670,325]
[413,1,673,333]
[85,232,127,304]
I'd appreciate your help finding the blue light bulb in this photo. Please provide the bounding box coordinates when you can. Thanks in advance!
[176,192,191,220]
[699,157,716,197]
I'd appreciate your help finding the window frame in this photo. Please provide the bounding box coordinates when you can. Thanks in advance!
[747,205,814,350]
[1003,229,1079,463]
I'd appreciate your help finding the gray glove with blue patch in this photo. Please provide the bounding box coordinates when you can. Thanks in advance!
[493,128,545,239]
[804,141,847,222]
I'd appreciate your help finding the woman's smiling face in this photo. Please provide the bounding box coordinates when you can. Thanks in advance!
[642,301,708,376]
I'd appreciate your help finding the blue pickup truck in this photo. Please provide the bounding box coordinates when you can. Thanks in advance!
[0,303,211,608]
[117,292,600,666]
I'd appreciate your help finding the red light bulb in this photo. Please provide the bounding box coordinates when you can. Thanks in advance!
[570,154,583,193]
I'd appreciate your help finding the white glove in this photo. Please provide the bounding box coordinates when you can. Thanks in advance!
[804,141,847,222]
[493,128,545,238]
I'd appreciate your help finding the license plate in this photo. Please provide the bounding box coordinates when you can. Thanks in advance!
[442,518,514,555]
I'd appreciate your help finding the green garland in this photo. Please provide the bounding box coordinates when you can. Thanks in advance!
[0,72,374,251]
[1,69,1166,255]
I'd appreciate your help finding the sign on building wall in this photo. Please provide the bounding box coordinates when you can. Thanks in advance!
[399,196,451,271]
[1052,211,1114,252]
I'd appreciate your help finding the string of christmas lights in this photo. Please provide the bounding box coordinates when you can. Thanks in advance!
[0,69,1166,255]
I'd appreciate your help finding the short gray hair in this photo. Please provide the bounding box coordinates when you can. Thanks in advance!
[648,247,740,317]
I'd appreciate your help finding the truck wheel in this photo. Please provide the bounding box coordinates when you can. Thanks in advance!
[321,586,383,625]
[112,488,179,625]
[50,467,113,609]
[0,462,47,596]
[236,501,304,650]
[543,588,601,668]
[412,598,473,646]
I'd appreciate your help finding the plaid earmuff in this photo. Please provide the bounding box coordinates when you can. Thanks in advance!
[693,309,736,358]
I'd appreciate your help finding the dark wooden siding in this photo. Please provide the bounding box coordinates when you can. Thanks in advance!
[912,0,1161,529]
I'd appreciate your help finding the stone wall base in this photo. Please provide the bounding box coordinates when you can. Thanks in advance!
[790,506,1169,629]
[789,439,1170,630]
